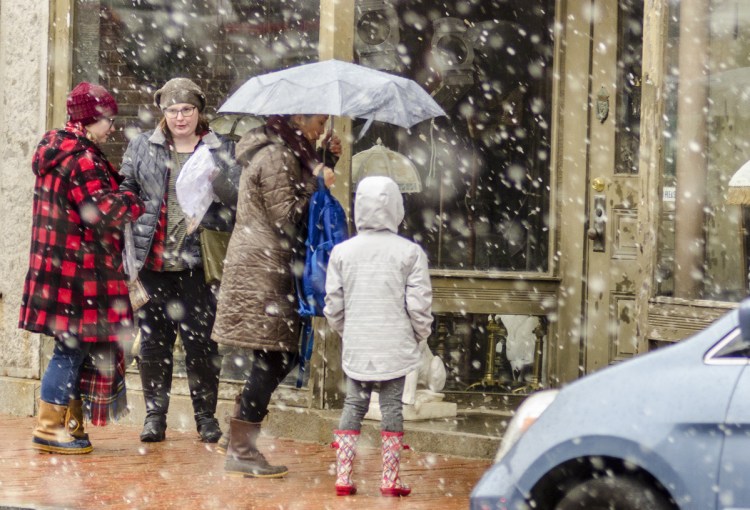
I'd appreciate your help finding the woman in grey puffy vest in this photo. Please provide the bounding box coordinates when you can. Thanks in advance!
[120,78,238,444]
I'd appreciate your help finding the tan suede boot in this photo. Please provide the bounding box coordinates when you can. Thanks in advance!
[66,399,89,440]
[32,400,93,454]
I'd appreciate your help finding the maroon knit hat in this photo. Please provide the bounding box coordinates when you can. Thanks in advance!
[66,82,118,126]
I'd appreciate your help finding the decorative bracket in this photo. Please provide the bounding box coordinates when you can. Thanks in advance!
[596,86,609,123]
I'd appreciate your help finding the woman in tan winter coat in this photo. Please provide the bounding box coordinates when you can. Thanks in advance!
[212,113,336,478]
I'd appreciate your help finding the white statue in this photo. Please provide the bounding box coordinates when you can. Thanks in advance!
[366,342,457,421]
[499,314,540,381]
[402,341,447,404]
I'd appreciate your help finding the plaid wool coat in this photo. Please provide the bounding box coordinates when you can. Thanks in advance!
[19,123,145,343]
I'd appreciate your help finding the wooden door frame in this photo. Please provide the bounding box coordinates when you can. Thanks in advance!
[633,0,669,354]
[548,0,597,385]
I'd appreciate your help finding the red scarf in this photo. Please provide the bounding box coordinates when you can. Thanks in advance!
[265,115,320,173]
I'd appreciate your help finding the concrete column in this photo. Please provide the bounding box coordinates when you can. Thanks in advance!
[0,0,52,413]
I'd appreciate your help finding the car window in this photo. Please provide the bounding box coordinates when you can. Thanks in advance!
[706,328,750,363]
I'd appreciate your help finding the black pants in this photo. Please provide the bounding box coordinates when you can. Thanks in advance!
[137,268,220,403]
[138,268,218,361]
[239,350,298,422]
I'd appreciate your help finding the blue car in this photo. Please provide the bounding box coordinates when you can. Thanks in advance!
[471,299,750,510]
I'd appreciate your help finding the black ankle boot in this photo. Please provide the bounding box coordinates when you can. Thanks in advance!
[187,356,222,443]
[140,415,167,442]
[197,416,222,443]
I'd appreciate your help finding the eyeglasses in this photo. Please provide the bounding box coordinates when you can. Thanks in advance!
[163,106,197,119]
[104,117,116,128]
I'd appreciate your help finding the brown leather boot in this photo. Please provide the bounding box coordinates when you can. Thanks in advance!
[66,399,88,440]
[216,394,241,455]
[32,400,93,454]
[224,418,288,478]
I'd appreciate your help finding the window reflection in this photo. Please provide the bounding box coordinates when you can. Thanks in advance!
[77,0,321,382]
[658,0,750,301]
[352,1,555,272]
[76,0,320,166]
[75,0,557,385]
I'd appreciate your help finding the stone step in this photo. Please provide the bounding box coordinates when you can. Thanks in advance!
[122,383,507,459]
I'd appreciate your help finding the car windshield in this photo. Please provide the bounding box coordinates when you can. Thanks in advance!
[706,328,750,361]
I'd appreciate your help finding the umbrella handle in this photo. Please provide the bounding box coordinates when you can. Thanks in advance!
[321,123,337,166]
[317,172,326,191]
[355,118,375,142]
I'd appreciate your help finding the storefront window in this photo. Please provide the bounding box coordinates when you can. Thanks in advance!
[72,0,321,381]
[72,0,556,389]
[658,0,749,301]
[73,0,556,270]
[73,0,320,161]
[351,0,555,272]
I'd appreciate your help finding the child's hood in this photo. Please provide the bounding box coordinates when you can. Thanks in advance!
[354,176,404,233]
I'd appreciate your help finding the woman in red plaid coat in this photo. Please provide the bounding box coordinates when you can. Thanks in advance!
[19,82,145,454]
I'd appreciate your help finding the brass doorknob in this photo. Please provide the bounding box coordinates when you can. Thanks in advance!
[591,178,605,192]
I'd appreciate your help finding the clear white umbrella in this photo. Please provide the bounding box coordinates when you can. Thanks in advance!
[218,59,446,129]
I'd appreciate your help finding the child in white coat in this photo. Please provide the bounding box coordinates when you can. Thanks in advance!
[324,176,433,497]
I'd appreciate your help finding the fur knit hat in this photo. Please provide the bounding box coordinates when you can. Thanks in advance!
[154,78,206,112]
[66,82,118,126]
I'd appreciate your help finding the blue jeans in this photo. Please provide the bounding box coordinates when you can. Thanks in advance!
[40,336,91,405]
[338,376,405,432]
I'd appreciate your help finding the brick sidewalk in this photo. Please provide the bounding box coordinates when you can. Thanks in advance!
[0,416,490,510]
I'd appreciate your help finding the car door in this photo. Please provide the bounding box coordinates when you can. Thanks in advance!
[713,329,750,510]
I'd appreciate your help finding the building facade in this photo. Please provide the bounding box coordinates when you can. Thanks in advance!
[0,0,743,433]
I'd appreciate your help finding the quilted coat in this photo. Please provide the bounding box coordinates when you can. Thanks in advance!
[19,123,145,343]
[119,129,236,272]
[324,176,433,381]
[211,126,317,351]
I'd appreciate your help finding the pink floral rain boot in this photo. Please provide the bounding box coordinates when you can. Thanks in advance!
[332,429,359,495]
[380,431,411,497]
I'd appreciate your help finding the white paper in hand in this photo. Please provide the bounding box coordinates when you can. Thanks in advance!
[176,144,217,234]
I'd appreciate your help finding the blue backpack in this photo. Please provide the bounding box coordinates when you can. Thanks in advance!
[296,173,348,386]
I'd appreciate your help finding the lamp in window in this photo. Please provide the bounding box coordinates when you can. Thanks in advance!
[352,139,422,193]
[728,159,750,205]
[209,114,263,142]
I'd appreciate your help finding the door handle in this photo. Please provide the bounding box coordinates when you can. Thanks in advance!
[587,194,606,252]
